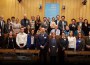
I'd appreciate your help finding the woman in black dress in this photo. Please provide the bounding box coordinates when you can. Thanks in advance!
[58,32,68,64]
[5,31,16,49]
[82,19,89,36]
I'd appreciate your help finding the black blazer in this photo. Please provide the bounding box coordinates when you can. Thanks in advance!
[69,24,77,32]
[21,19,30,27]
[38,33,48,50]
[5,37,16,49]
[82,22,89,36]
[58,20,67,31]
[0,21,7,34]
[55,20,60,25]
[59,37,68,50]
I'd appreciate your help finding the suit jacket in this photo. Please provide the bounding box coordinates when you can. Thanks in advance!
[55,20,60,25]
[49,38,58,56]
[21,19,30,27]
[69,24,77,32]
[0,21,7,34]
[38,33,48,50]
[77,22,84,29]
[58,20,67,31]
[5,37,16,49]
[27,34,36,49]
[59,37,68,50]
[76,38,85,51]
[82,22,89,36]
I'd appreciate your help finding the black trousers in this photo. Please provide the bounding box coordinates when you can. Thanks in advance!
[50,56,56,64]
[39,50,47,64]
[58,50,65,64]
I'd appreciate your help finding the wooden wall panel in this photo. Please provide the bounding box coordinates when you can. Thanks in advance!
[0,0,90,24]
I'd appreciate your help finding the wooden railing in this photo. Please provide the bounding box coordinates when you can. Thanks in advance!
[0,49,40,54]
[65,50,90,55]
[0,49,90,56]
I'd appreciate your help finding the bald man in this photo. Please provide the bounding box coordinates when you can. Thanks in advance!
[20,14,30,27]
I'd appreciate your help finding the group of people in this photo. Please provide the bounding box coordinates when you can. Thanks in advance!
[0,14,90,64]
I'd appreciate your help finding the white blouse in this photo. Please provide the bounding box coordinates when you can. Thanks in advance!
[16,33,27,47]
[50,21,56,28]
[68,36,76,49]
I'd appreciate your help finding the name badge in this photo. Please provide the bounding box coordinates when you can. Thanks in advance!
[26,21,28,24]
[78,40,81,43]
[52,46,55,47]
[44,37,46,39]
[64,39,66,41]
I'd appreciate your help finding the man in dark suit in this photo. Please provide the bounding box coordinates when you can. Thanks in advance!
[77,17,84,29]
[0,28,4,48]
[20,14,30,28]
[38,27,48,64]
[58,16,67,32]
[55,15,60,25]
[0,16,6,35]
[69,19,77,32]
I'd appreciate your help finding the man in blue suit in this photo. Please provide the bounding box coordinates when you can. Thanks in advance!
[38,27,48,64]
[20,14,30,28]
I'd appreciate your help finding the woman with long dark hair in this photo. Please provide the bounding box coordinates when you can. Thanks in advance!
[5,31,16,49]
[82,19,89,36]
[35,15,41,34]
[76,32,85,51]
[27,29,36,49]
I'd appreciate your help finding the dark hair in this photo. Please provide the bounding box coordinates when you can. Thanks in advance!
[11,16,15,19]
[51,32,56,39]
[61,16,65,18]
[8,31,14,37]
[20,26,24,29]
[56,15,60,18]
[7,18,11,23]
[84,19,88,24]
[77,32,84,39]
[36,15,41,21]
[71,18,76,21]
[43,17,47,19]
[30,29,35,35]
[69,30,74,37]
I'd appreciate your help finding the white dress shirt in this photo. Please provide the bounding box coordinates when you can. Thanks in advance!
[50,29,60,35]
[0,21,4,28]
[62,21,65,30]
[31,36,34,44]
[79,22,82,27]
[57,20,59,25]
[68,36,76,49]
[16,32,27,47]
